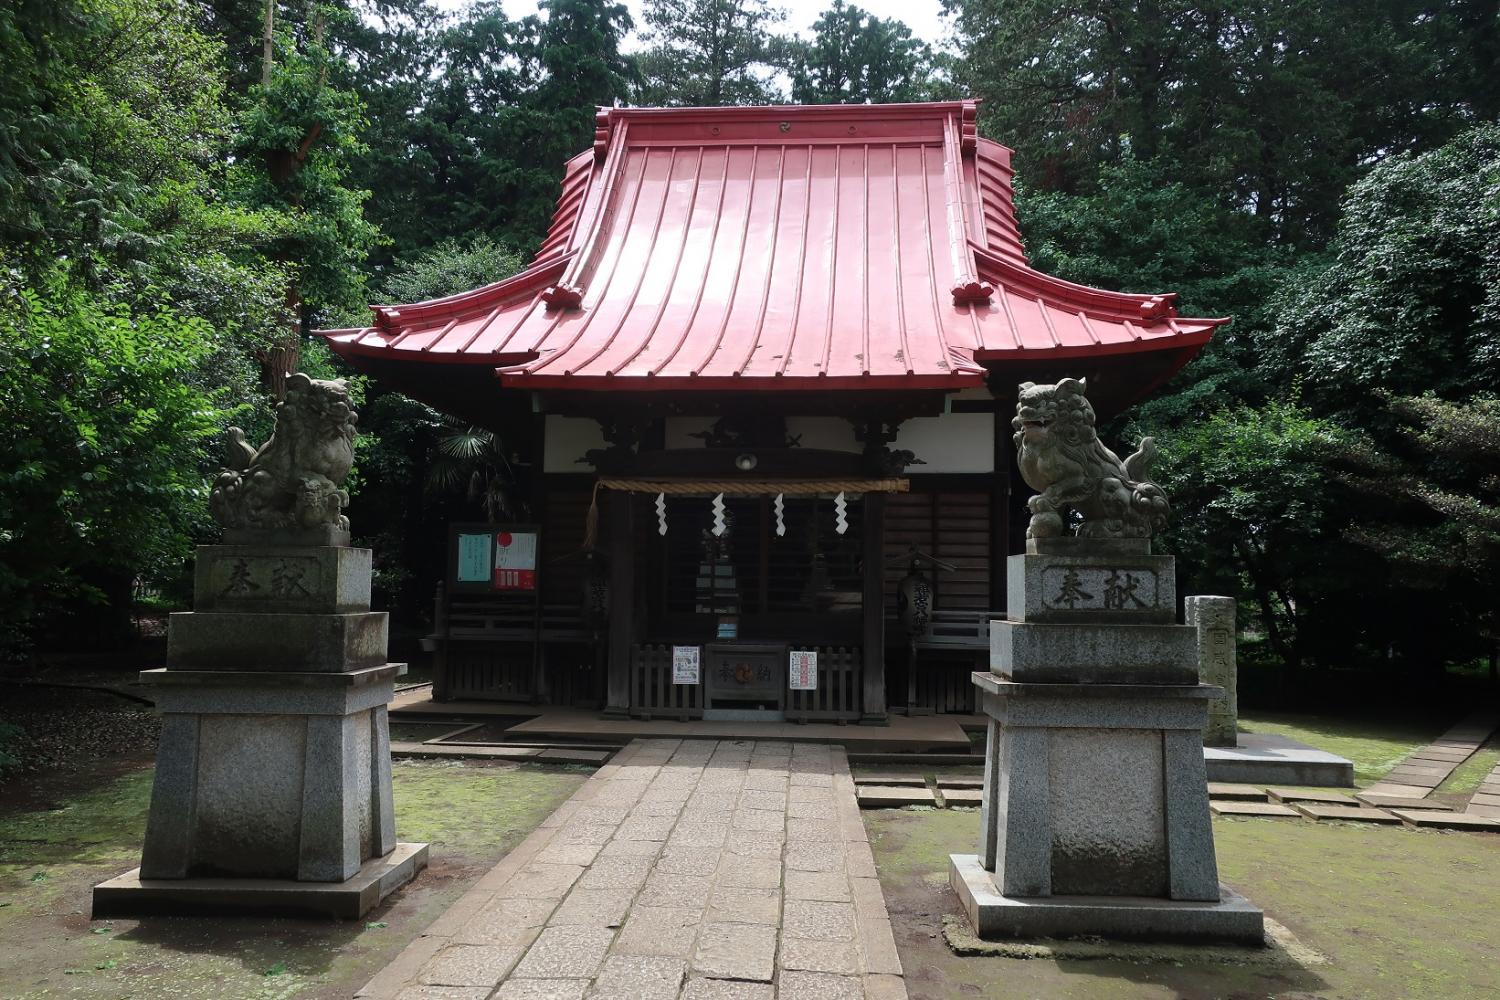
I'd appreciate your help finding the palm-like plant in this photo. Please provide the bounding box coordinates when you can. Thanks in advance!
[426,420,518,523]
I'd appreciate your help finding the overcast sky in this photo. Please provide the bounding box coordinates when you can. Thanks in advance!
[430,0,956,51]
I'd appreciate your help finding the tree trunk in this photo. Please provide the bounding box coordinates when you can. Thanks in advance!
[261,0,275,87]
[1235,539,1299,676]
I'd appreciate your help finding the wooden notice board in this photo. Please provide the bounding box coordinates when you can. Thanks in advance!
[447,523,542,594]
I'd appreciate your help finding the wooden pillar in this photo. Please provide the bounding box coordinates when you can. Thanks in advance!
[603,490,634,717]
[990,407,1012,611]
[861,491,888,724]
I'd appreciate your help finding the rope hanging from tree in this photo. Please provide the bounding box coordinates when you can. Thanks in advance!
[582,477,909,550]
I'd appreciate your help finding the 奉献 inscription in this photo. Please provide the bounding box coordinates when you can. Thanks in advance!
[209,554,321,604]
[1041,566,1160,613]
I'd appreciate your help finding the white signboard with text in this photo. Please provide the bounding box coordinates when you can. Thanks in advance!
[788,649,818,691]
[672,645,701,685]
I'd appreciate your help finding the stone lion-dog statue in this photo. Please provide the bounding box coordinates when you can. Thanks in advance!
[210,373,357,535]
[1013,377,1169,539]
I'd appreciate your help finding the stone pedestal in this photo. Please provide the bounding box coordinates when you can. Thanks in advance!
[1186,595,1238,747]
[93,544,427,919]
[952,538,1263,944]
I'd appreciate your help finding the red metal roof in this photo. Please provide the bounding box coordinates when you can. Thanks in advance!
[322,102,1225,392]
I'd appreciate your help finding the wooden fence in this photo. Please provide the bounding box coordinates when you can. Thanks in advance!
[629,644,704,720]
[786,646,860,723]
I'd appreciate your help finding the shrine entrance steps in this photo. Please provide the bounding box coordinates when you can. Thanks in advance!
[357,738,908,1000]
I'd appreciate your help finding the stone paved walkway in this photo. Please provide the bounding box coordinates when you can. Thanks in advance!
[1364,710,1500,800]
[357,739,906,1000]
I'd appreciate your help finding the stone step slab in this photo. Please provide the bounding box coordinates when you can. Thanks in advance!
[1207,783,1268,801]
[935,778,984,790]
[1356,792,1449,810]
[1291,803,1402,824]
[1391,810,1500,832]
[851,775,928,788]
[1209,801,1299,818]
[1264,787,1356,805]
[938,788,982,807]
[1363,783,1433,799]
[856,786,936,808]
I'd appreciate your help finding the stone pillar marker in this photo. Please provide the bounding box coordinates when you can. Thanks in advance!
[94,374,427,919]
[949,378,1264,944]
[1186,596,1238,748]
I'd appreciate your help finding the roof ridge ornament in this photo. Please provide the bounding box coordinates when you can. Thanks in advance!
[542,283,584,311]
[593,108,612,161]
[960,102,979,156]
[952,279,994,306]
[1139,293,1178,322]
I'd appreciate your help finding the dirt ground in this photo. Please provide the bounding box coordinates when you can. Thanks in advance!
[866,806,1500,1000]
[0,758,587,1000]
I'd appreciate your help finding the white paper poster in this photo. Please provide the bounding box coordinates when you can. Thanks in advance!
[789,649,818,691]
[494,530,538,590]
[672,645,701,685]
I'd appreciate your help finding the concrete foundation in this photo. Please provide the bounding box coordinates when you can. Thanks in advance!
[94,843,428,920]
[950,854,1265,944]
[1204,732,1355,787]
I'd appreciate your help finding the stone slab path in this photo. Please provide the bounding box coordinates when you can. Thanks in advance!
[1364,710,1500,800]
[358,738,906,1000]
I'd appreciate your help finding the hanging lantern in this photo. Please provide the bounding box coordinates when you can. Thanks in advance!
[897,563,933,640]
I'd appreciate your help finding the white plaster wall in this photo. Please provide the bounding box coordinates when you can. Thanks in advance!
[543,416,607,473]
[895,412,994,473]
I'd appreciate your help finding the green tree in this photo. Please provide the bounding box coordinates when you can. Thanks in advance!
[230,10,381,397]
[418,0,636,250]
[1261,125,1500,419]
[783,2,945,104]
[1152,401,1351,671]
[950,0,1464,244]
[0,283,237,649]
[637,0,785,106]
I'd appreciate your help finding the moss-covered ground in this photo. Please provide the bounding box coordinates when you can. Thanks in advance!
[1237,709,1453,785]
[1438,735,1500,794]
[0,758,585,999]
[869,805,1500,1000]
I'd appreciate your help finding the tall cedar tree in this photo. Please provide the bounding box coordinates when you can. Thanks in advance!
[949,0,1466,246]
[416,0,635,251]
[784,1,947,104]
[637,0,785,106]
[232,5,379,398]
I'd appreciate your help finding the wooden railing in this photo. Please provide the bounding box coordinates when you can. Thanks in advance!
[629,644,704,720]
[903,610,1003,715]
[786,646,860,723]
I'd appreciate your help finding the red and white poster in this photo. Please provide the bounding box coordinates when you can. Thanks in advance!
[789,649,818,691]
[493,531,538,590]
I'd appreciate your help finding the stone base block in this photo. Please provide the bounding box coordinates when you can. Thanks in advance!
[990,620,1199,684]
[139,665,402,883]
[194,544,372,614]
[950,854,1265,945]
[1203,733,1355,787]
[93,843,428,920]
[167,609,388,672]
[1006,545,1176,625]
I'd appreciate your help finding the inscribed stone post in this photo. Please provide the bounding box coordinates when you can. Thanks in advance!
[1186,596,1237,748]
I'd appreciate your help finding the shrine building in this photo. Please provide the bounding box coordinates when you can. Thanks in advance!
[320,101,1224,724]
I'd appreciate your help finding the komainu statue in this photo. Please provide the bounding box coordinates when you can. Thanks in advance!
[210,373,357,536]
[1013,377,1169,539]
